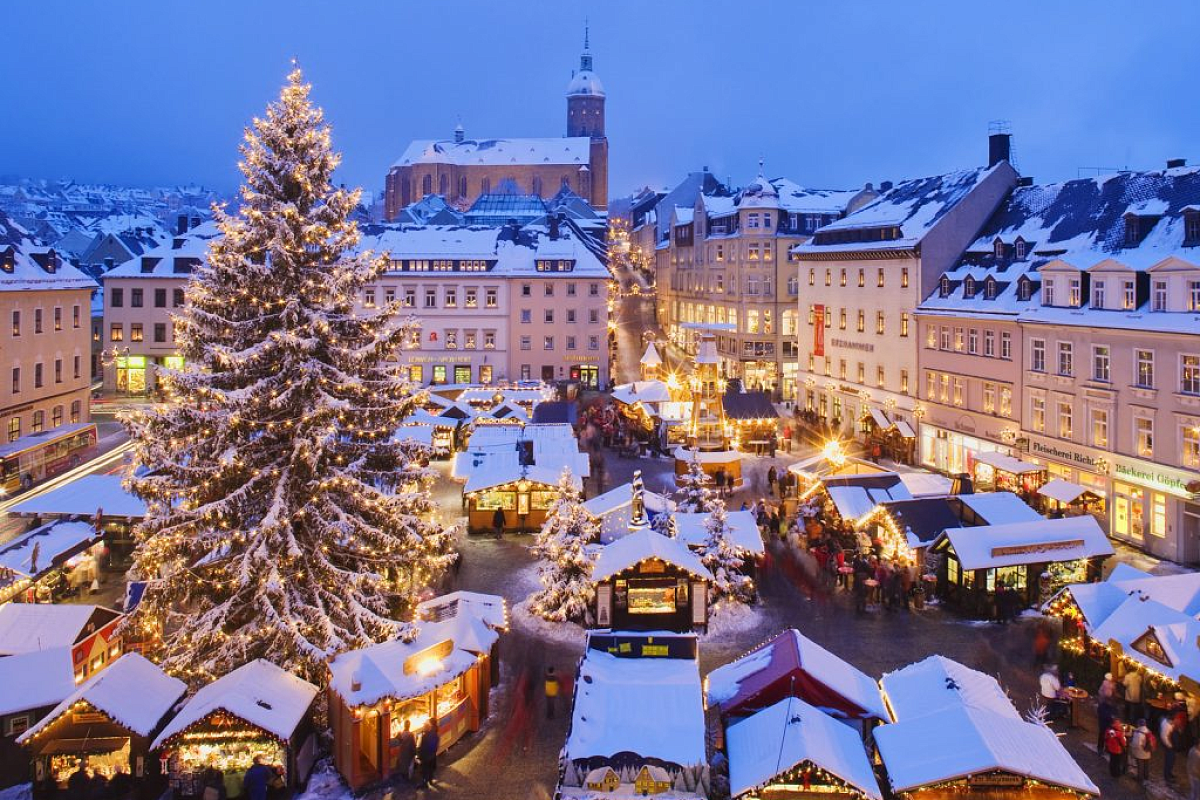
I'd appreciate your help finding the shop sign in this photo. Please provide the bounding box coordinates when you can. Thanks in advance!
[1028,437,1101,470]
[1027,433,1196,499]
[565,355,600,362]
[813,305,825,357]
[829,337,875,353]
[406,355,473,364]
[402,638,454,675]
[991,539,1084,559]
[967,773,1023,789]
[1111,460,1193,499]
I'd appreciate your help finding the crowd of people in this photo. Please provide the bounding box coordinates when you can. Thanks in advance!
[61,763,133,800]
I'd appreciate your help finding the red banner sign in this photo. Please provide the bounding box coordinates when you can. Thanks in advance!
[813,304,825,357]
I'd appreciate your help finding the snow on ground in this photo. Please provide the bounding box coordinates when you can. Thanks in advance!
[0,785,30,800]
[701,600,767,640]
[295,763,350,800]
[511,596,590,647]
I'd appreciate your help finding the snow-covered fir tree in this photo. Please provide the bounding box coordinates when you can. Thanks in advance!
[675,455,715,513]
[122,67,455,687]
[651,510,678,538]
[698,500,753,604]
[529,469,598,624]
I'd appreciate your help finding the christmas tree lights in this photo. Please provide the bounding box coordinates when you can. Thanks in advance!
[529,469,598,624]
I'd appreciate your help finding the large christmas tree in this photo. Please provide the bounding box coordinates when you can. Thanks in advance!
[529,469,598,624]
[123,67,454,686]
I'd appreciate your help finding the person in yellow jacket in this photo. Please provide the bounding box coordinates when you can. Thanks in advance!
[545,666,560,719]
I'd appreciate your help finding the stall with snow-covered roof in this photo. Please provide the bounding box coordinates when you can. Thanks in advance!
[931,515,1112,617]
[725,695,882,800]
[705,629,886,733]
[874,655,1098,799]
[151,660,318,798]
[463,464,581,534]
[591,528,712,633]
[18,653,186,798]
[0,520,107,604]
[328,594,505,790]
[0,648,77,788]
[584,481,675,544]
[672,510,764,581]
[0,603,124,684]
[969,450,1047,495]
[556,632,709,800]
[1035,477,1104,517]
[8,474,147,563]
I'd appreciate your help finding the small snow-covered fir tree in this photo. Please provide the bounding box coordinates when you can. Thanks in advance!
[122,67,454,687]
[698,500,753,605]
[675,455,715,513]
[529,469,598,623]
[651,510,678,538]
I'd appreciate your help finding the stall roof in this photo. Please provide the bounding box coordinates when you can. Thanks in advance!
[955,492,1041,525]
[612,380,673,407]
[583,483,674,520]
[0,647,76,716]
[0,520,103,583]
[673,511,765,556]
[0,603,120,656]
[875,704,1098,796]
[880,655,1018,723]
[868,407,891,429]
[1037,477,1092,504]
[9,474,147,518]
[392,424,435,447]
[823,474,912,521]
[672,446,744,464]
[565,645,706,767]
[727,696,882,800]
[592,528,712,583]
[1090,596,1200,684]
[892,420,916,438]
[19,653,186,742]
[895,471,951,498]
[706,629,887,721]
[938,515,1113,571]
[417,590,508,630]
[972,450,1044,475]
[152,659,318,749]
[721,391,779,421]
[463,462,581,494]
[328,617,499,708]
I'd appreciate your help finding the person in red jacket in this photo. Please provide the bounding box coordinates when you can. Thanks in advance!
[1105,718,1128,778]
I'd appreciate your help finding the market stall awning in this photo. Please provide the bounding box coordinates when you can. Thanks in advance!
[1037,477,1093,505]
[868,407,891,429]
[823,474,912,521]
[8,475,146,519]
[971,450,1043,475]
[0,520,103,594]
[936,515,1113,571]
[40,737,130,756]
[892,420,916,439]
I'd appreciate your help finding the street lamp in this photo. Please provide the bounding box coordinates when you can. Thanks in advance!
[823,439,847,467]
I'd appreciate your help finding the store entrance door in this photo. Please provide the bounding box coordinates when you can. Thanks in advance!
[1183,508,1200,566]
[359,711,381,778]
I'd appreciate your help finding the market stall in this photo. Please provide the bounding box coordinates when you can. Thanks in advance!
[328,597,504,791]
[0,603,123,683]
[726,696,882,800]
[8,475,147,566]
[0,520,106,604]
[673,510,765,578]
[19,653,186,799]
[931,515,1112,617]
[591,528,712,633]
[151,660,318,799]
[1036,477,1104,516]
[583,481,675,544]
[463,465,579,534]
[721,390,779,455]
[970,451,1047,495]
[0,647,77,788]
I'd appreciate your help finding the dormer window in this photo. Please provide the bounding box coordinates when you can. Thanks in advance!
[1069,277,1082,307]
[1122,279,1136,310]
[984,276,997,300]
[993,238,1004,259]
[0,247,14,274]
[1043,278,1055,306]
[963,276,976,298]
[1124,215,1142,247]
[939,276,951,298]
[1092,280,1105,309]
[1017,276,1032,301]
[1014,237,1027,260]
[1186,209,1200,245]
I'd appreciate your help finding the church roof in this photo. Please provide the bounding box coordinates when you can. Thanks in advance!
[393,138,593,169]
[566,69,605,98]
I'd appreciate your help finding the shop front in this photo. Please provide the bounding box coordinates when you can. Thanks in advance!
[464,471,566,534]
[591,529,712,633]
[114,356,148,396]
[918,409,1015,477]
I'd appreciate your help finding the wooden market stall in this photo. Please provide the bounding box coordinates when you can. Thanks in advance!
[463,465,578,534]
[726,696,882,800]
[0,648,77,789]
[583,481,675,544]
[875,656,1099,799]
[0,521,106,604]
[673,510,764,580]
[931,515,1112,618]
[0,603,124,683]
[8,474,148,566]
[591,528,712,633]
[721,390,779,455]
[969,451,1047,495]
[151,660,318,799]
[1036,477,1104,517]
[328,596,505,791]
[19,653,186,799]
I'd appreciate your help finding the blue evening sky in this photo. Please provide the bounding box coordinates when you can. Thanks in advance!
[4,1,1198,199]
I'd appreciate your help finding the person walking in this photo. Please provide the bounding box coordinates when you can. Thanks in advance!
[492,506,506,539]
[1163,713,1180,784]
[394,719,417,782]
[1105,718,1127,778]
[1129,718,1154,783]
[242,757,273,800]
[418,719,440,787]
[545,666,560,719]
[767,466,778,497]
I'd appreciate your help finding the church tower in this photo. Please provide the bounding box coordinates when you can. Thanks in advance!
[566,25,608,208]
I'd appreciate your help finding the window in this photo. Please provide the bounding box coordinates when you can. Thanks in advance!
[954,327,964,351]
[464,289,478,309]
[926,326,937,349]
[877,365,885,387]
[173,288,185,307]
[566,309,576,324]
[857,310,865,333]
[1136,417,1154,457]
[484,331,496,349]
[52,405,62,427]
[940,374,950,403]
[31,410,43,433]
[857,269,865,287]
[34,309,42,334]
[1031,339,1046,372]
[999,386,1012,417]
[825,270,831,287]
[424,289,437,309]
[33,363,42,389]
[567,283,577,297]
[1122,280,1136,310]
[1000,331,1012,360]
[1092,409,1109,448]
[486,288,498,308]
[444,289,458,308]
[131,288,143,308]
[153,288,166,308]
[73,304,81,327]
[589,283,600,297]
[1136,349,1155,388]
[154,323,167,343]
[983,383,996,413]
[968,328,979,355]
[520,309,531,324]
[1153,280,1168,311]
[839,309,847,330]
[589,309,599,324]
[130,323,143,342]
[1093,346,1111,382]
[70,400,81,423]
[1042,279,1055,306]
[840,269,847,287]
[856,362,865,384]
[901,269,909,288]
[1183,425,1200,468]
[111,288,123,307]
[73,355,80,379]
[520,335,531,351]
[521,283,531,297]
[1031,396,1046,432]
[900,312,909,337]
[984,330,995,357]
[876,311,885,335]
[1057,342,1073,376]
[878,268,885,287]
[544,283,554,297]
[544,309,554,324]
[54,359,61,383]
[7,416,18,442]
[900,369,909,394]
[1015,239,1026,260]
[1092,280,1105,308]
[808,269,815,287]
[566,336,576,351]
[939,326,951,350]
[1058,401,1073,439]
[444,330,457,350]
[544,336,554,351]
[926,371,937,400]
[110,323,123,342]
[589,335,600,350]
[53,307,62,330]
[1191,281,1200,312]
[1183,355,1200,395]
[10,367,18,394]
[10,310,18,337]
[1068,278,1081,307]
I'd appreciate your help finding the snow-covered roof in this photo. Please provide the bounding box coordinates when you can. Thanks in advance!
[0,646,77,716]
[938,515,1113,571]
[612,380,673,407]
[104,221,219,278]
[706,629,887,721]
[875,704,1098,795]
[463,462,582,494]
[583,483,674,520]
[565,644,706,766]
[392,138,594,168]
[18,653,186,742]
[1089,596,1200,684]
[822,473,913,521]
[592,528,712,583]
[392,424,435,448]
[9,474,147,518]
[0,603,116,655]
[954,492,1041,525]
[895,471,952,498]
[727,696,882,800]
[971,450,1043,475]
[566,69,605,97]
[880,655,1017,723]
[417,590,508,631]
[673,511,765,556]
[0,210,97,293]
[152,659,318,748]
[0,521,103,586]
[1037,477,1092,504]
[640,341,662,366]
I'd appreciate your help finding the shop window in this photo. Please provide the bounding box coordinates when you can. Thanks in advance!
[408,365,423,383]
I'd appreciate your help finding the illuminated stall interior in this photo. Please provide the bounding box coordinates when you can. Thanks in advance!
[591,528,712,633]
[463,466,579,534]
[0,520,105,605]
[328,596,505,791]
[970,451,1047,494]
[18,654,185,799]
[151,660,318,797]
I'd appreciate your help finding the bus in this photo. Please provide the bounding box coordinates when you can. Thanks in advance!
[0,422,98,495]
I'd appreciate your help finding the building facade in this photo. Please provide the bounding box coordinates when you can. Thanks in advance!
[794,146,1018,438]
[384,34,608,217]
[917,160,1200,563]
[0,221,96,446]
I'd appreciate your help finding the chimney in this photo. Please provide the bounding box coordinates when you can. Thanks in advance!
[1167,158,1187,169]
[454,122,464,144]
[1017,177,1034,187]
[879,181,893,192]
[103,257,114,271]
[548,214,561,241]
[190,215,201,230]
[988,133,1012,167]
[176,214,188,236]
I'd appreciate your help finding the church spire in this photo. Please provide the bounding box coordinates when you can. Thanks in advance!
[580,20,593,72]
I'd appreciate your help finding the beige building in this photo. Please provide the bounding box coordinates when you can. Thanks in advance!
[917,160,1200,563]
[0,230,95,450]
[794,149,1018,439]
[655,172,871,399]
